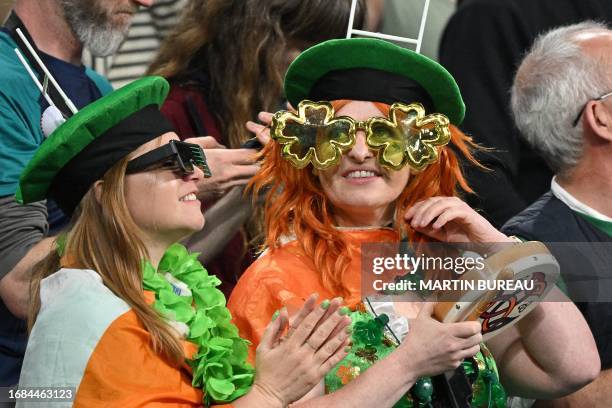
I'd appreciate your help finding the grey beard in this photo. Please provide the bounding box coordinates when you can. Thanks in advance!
[61,0,129,57]
[74,23,127,57]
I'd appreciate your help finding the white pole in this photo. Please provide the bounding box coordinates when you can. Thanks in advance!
[350,29,419,45]
[346,0,358,38]
[14,48,55,108]
[346,0,431,52]
[15,28,78,114]
[415,0,431,54]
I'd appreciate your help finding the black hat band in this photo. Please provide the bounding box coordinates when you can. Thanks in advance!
[308,68,435,112]
[49,104,175,215]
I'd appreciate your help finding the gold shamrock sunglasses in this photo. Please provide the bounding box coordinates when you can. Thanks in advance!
[271,100,451,171]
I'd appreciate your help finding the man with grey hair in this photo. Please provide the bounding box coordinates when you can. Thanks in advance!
[504,21,612,406]
[0,0,151,388]
[440,0,612,229]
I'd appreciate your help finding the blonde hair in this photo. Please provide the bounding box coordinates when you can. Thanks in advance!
[28,157,184,364]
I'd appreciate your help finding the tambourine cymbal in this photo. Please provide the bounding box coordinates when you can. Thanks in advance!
[434,241,559,340]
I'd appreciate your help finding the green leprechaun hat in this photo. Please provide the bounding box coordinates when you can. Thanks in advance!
[284,38,465,125]
[16,76,174,215]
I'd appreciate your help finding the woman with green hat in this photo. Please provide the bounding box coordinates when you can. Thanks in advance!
[16,76,352,407]
[228,38,600,406]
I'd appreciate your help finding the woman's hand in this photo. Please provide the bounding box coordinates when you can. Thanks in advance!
[245,295,352,407]
[405,196,514,244]
[399,302,482,379]
[245,112,273,145]
[185,136,260,200]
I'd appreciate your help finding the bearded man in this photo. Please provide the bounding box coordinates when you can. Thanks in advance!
[0,0,152,387]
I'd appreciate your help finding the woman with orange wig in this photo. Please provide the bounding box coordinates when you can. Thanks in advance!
[228,38,600,406]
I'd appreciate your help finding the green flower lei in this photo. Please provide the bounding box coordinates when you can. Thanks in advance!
[142,243,254,404]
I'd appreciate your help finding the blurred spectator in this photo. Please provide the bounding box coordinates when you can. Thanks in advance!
[85,0,186,88]
[504,22,612,407]
[147,0,366,296]
[0,0,150,387]
[439,0,612,227]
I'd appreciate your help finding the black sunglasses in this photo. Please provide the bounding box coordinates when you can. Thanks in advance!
[572,91,612,127]
[126,140,212,177]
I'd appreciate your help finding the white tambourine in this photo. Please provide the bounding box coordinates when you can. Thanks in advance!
[434,241,559,341]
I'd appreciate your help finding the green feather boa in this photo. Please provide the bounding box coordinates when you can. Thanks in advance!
[142,243,254,404]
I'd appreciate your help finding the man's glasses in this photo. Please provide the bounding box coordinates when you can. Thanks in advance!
[126,140,212,177]
[572,91,612,127]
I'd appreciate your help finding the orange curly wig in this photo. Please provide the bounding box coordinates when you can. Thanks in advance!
[249,100,483,296]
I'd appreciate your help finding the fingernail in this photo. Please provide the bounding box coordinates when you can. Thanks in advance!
[321,299,330,310]
[271,310,280,321]
[345,326,353,334]
[339,306,350,316]
[344,346,351,353]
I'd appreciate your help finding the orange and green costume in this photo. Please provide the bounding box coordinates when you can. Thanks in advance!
[228,228,396,361]
[228,229,506,407]
[19,269,209,407]
[19,244,251,408]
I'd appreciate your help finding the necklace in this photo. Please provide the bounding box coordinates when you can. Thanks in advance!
[142,243,254,405]
[359,300,506,407]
